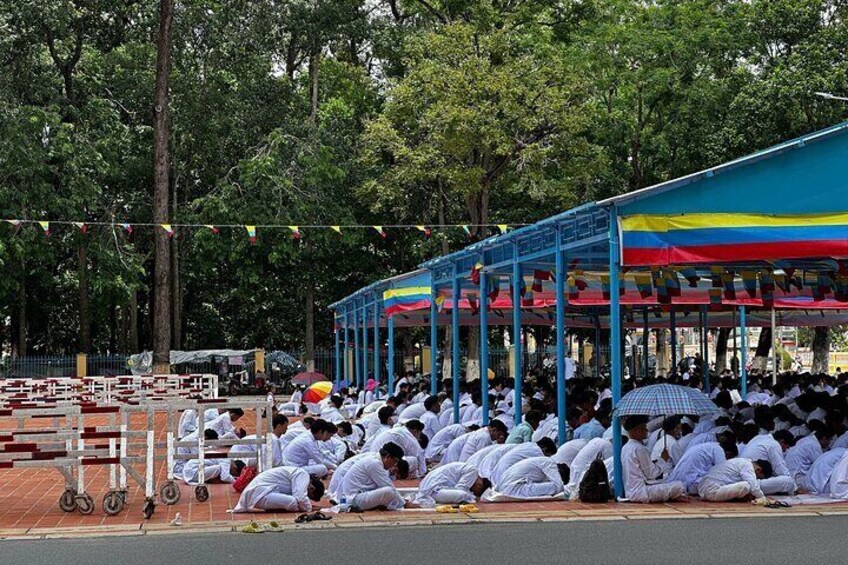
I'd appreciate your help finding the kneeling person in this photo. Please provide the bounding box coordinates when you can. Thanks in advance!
[233,466,324,513]
[339,442,407,511]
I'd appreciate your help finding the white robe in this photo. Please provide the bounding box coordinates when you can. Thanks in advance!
[338,454,404,510]
[282,432,337,471]
[621,440,682,503]
[425,424,467,462]
[564,438,612,498]
[328,453,376,500]
[232,466,312,513]
[497,457,563,499]
[490,443,543,489]
[740,434,791,478]
[666,443,726,494]
[469,444,515,479]
[552,439,589,467]
[182,458,234,485]
[827,450,848,499]
[207,413,237,438]
[398,403,427,423]
[804,448,846,494]
[698,458,764,501]
[421,411,443,442]
[416,462,478,506]
[784,435,823,487]
[368,426,426,478]
[229,433,282,468]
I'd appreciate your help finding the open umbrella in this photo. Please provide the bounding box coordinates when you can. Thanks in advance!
[303,381,333,404]
[614,384,719,418]
[291,371,329,386]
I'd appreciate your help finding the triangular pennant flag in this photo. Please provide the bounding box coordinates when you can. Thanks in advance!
[288,226,301,240]
[678,267,700,287]
[461,225,471,238]
[331,226,342,234]
[246,225,257,244]
[470,261,483,285]
[160,224,174,238]
[205,224,220,234]
[468,293,479,315]
[722,271,736,300]
[373,226,387,238]
[435,294,445,313]
[497,224,508,235]
[415,225,431,237]
[122,223,133,234]
[708,288,723,311]
[5,220,21,227]
[488,275,500,302]
[74,222,87,234]
[741,271,757,298]
[38,221,50,238]
[635,273,653,299]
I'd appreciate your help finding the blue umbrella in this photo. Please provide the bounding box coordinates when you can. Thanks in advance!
[614,384,720,417]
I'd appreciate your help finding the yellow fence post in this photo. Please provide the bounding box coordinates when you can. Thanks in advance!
[255,349,266,374]
[76,353,87,378]
[422,346,432,374]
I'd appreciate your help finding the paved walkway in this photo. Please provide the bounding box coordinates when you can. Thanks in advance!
[2,410,847,540]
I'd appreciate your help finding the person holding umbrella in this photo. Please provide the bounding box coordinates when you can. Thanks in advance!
[621,415,686,503]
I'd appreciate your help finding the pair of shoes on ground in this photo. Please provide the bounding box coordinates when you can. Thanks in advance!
[295,511,333,524]
[241,520,284,533]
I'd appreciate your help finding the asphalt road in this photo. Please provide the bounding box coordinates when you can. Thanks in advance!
[3,516,845,565]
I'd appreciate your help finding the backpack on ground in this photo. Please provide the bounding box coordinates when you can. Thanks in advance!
[578,457,611,503]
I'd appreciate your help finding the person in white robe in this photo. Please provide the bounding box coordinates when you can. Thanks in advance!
[552,439,589,468]
[328,452,376,501]
[173,428,218,476]
[178,409,201,439]
[425,423,470,463]
[441,421,508,464]
[739,430,796,494]
[182,458,242,485]
[469,444,515,480]
[415,462,490,506]
[496,456,566,499]
[232,466,322,513]
[490,439,556,489]
[697,458,769,502]
[784,428,833,488]
[666,442,732,495]
[320,395,347,424]
[207,409,244,439]
[229,414,289,468]
[339,442,406,511]
[420,397,443,442]
[281,420,338,477]
[563,438,612,499]
[398,402,427,423]
[826,449,848,499]
[804,448,847,494]
[367,421,427,478]
[620,416,685,503]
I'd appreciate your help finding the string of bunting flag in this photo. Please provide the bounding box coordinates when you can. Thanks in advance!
[0,219,520,244]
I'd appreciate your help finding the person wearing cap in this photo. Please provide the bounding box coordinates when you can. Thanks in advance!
[339,442,408,511]
[621,415,686,503]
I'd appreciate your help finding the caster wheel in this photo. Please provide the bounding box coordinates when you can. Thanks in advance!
[102,492,124,516]
[59,490,77,513]
[142,499,155,520]
[160,481,181,505]
[195,485,209,502]
[77,493,95,515]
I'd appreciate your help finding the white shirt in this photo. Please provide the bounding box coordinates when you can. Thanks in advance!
[182,458,234,485]
[418,462,478,504]
[282,432,336,469]
[452,427,495,463]
[421,410,443,441]
[740,434,790,478]
[320,406,346,424]
[621,439,670,501]
[229,433,282,468]
[566,438,613,492]
[491,443,543,488]
[700,458,764,499]
[784,435,822,485]
[207,413,237,438]
[667,443,726,491]
[233,466,311,513]
[339,454,395,498]
[368,426,426,477]
[398,403,427,423]
[328,453,376,499]
[499,457,564,492]
[804,448,846,494]
[829,450,848,499]
[469,444,515,479]
[553,439,589,467]
[178,409,199,438]
[425,424,467,461]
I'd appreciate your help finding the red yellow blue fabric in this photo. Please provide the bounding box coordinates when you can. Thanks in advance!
[620,213,848,266]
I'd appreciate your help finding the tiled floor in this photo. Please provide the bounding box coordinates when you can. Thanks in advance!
[2,411,847,537]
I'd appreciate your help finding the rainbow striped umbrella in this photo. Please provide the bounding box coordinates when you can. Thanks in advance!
[303,381,333,404]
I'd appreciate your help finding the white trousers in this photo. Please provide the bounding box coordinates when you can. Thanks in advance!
[432,489,476,505]
[501,481,560,499]
[699,480,751,502]
[301,464,329,478]
[255,493,299,512]
[351,487,405,511]
[759,476,795,495]
[629,481,686,503]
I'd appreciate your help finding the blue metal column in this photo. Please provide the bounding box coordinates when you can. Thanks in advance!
[387,315,395,395]
[430,282,439,396]
[555,228,568,445]
[451,263,461,424]
[362,301,369,386]
[670,310,677,372]
[344,307,351,384]
[594,314,601,377]
[642,309,649,378]
[353,304,361,386]
[334,315,341,386]
[373,298,380,385]
[701,305,710,393]
[609,209,624,499]
[740,305,748,398]
[479,268,490,425]
[512,244,523,425]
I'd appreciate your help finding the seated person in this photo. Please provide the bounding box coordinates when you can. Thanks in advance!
[621,415,685,503]
[232,466,324,513]
[698,458,772,502]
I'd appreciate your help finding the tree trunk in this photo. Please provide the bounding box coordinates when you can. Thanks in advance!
[16,270,26,358]
[77,241,91,353]
[305,283,315,371]
[752,327,772,372]
[171,232,182,349]
[811,326,830,374]
[309,47,320,125]
[152,0,174,374]
[655,329,668,375]
[438,184,452,381]
[714,328,731,373]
